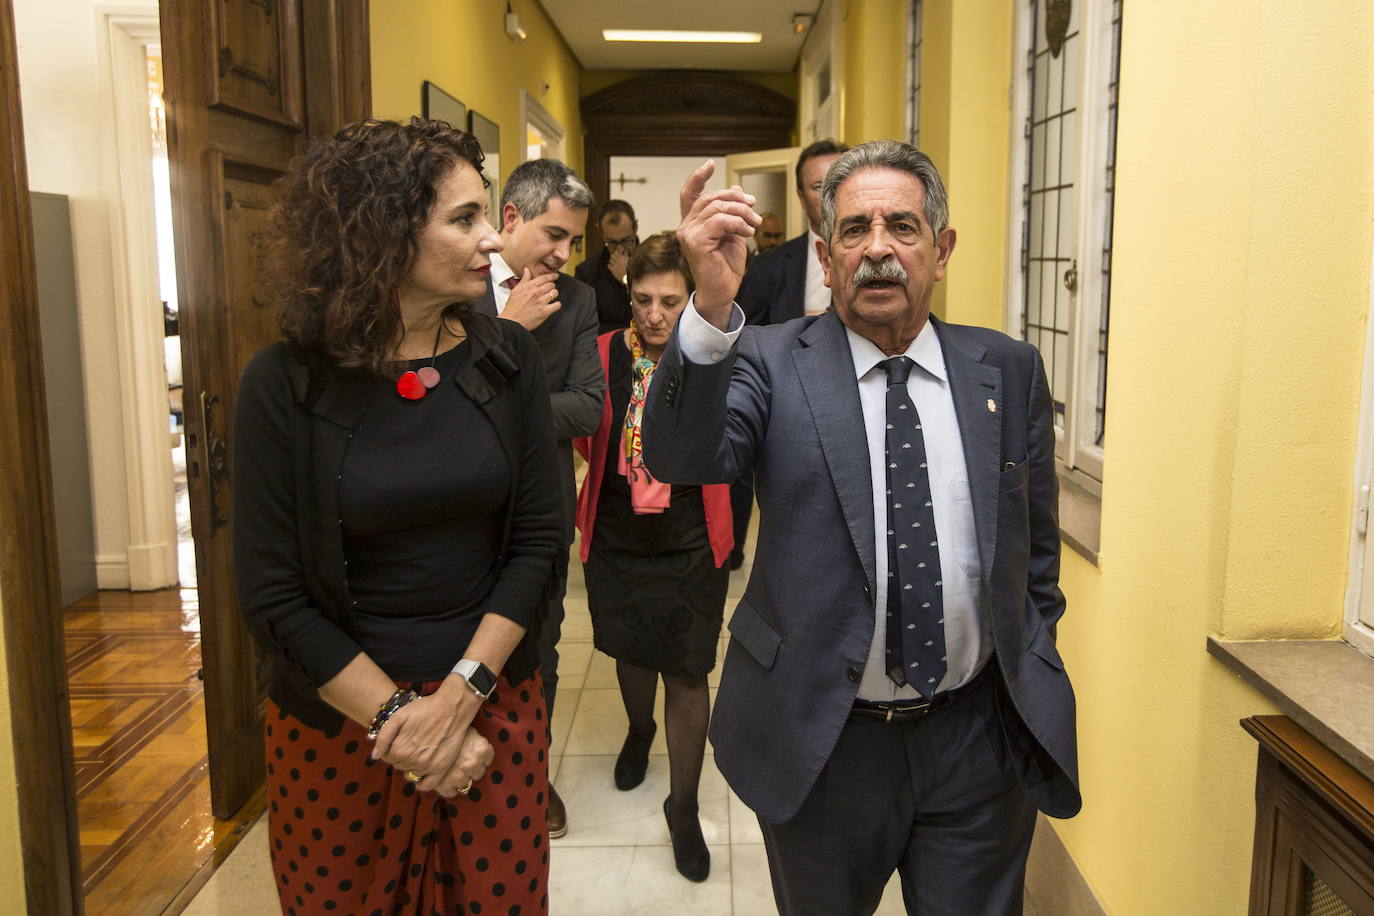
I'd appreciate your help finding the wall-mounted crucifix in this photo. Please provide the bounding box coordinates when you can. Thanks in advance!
[612,172,647,190]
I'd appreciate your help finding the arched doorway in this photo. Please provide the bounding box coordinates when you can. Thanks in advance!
[581,72,795,247]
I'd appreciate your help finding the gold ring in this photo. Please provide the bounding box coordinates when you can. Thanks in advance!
[457,779,473,795]
[405,770,422,783]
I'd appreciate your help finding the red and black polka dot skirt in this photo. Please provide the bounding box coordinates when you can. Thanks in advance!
[266,673,550,915]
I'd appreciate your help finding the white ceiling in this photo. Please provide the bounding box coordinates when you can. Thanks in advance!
[537,0,813,71]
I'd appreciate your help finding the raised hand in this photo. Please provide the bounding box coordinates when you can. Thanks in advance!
[676,160,761,328]
[608,246,630,284]
[501,267,561,331]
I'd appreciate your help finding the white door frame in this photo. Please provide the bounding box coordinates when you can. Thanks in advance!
[519,89,565,163]
[96,7,178,589]
[726,146,803,238]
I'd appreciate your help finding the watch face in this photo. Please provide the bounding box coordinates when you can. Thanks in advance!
[468,663,497,697]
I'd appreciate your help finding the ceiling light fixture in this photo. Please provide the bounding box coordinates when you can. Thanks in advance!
[602,29,763,44]
[791,14,814,33]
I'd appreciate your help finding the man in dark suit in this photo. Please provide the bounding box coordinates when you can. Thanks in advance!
[645,141,1079,914]
[473,159,603,839]
[736,139,848,327]
[574,199,637,332]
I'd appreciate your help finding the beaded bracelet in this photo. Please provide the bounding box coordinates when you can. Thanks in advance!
[366,688,419,740]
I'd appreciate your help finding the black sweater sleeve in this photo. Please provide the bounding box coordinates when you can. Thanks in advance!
[232,345,363,688]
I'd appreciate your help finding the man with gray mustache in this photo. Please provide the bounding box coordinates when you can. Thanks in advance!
[643,140,1079,914]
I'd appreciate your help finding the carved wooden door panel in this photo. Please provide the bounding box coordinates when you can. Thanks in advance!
[160,0,368,818]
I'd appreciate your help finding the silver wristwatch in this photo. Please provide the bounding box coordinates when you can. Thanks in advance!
[450,658,498,700]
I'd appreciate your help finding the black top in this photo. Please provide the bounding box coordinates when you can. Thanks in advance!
[574,248,633,334]
[340,343,511,680]
[232,313,563,734]
[593,334,707,556]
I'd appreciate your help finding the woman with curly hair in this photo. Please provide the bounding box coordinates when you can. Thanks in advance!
[573,232,733,882]
[233,117,562,915]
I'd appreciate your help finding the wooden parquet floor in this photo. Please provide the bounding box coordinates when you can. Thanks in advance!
[65,588,265,916]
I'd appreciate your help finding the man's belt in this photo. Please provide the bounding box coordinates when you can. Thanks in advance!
[849,663,992,724]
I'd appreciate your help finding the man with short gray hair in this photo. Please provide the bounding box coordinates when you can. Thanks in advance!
[476,158,603,839]
[644,140,1080,913]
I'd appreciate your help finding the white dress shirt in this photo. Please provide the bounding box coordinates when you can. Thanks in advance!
[489,252,516,314]
[677,299,989,701]
[803,230,831,316]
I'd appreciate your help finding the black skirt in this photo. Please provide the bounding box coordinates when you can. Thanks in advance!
[585,539,729,678]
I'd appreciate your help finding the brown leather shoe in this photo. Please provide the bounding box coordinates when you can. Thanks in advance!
[548,783,568,839]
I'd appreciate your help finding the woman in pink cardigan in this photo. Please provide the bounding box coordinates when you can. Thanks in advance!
[574,232,733,883]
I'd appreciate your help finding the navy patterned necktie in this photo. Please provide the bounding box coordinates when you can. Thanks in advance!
[882,356,946,697]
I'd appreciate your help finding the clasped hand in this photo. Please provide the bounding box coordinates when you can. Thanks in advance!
[370,688,493,796]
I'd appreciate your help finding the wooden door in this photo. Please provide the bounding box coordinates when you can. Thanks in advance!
[160,0,369,818]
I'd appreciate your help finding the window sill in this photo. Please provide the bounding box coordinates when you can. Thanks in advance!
[1207,637,1374,785]
[1058,472,1101,565]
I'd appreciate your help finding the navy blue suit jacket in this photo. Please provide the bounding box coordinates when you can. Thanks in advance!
[643,311,1080,823]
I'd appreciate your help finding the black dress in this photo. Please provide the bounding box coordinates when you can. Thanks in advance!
[583,334,729,678]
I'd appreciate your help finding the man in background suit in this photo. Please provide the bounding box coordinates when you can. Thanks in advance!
[736,139,848,327]
[474,159,603,839]
[645,141,1080,914]
[574,199,637,332]
[753,211,786,255]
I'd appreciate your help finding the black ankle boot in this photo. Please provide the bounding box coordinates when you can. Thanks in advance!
[614,721,656,790]
[663,796,710,882]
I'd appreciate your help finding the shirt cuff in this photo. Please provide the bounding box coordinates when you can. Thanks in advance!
[678,294,745,365]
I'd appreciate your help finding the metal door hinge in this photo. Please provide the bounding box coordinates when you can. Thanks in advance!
[1358,484,1370,536]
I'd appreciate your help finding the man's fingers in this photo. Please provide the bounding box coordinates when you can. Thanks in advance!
[686,188,758,226]
[697,198,763,226]
[680,159,717,218]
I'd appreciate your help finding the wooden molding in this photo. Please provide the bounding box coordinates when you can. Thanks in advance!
[579,72,795,250]
[0,0,85,910]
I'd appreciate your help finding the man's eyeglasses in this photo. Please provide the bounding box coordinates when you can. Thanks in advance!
[605,234,637,249]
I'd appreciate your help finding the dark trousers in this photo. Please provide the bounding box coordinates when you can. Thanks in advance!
[758,671,1036,916]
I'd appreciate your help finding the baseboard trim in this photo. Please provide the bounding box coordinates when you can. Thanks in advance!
[1025,813,1106,916]
[95,554,129,590]
[125,541,178,590]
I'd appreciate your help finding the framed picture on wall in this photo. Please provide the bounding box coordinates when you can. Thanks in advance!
[468,110,501,221]
[421,80,466,129]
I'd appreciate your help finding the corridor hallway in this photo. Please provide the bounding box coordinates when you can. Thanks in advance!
[176,526,1049,915]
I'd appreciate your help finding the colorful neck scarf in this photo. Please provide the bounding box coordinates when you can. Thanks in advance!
[620,323,671,514]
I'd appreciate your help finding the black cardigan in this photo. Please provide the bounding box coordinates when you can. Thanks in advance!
[232,313,563,734]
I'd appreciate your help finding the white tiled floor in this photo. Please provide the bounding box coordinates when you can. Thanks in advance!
[183,529,918,915]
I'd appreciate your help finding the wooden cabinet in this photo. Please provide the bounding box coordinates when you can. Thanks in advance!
[1243,716,1374,915]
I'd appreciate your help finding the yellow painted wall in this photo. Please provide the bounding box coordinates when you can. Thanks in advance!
[0,593,27,908]
[840,0,905,145]
[845,0,1011,330]
[370,0,584,187]
[1048,1,1374,913]
[905,0,1374,913]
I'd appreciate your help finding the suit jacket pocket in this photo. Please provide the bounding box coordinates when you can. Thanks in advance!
[1027,617,1066,670]
[999,457,1029,493]
[727,598,782,670]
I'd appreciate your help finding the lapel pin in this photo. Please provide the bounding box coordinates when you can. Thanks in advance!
[986,398,997,413]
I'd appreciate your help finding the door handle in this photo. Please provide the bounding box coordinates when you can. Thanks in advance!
[1063,260,1078,294]
[201,391,230,534]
